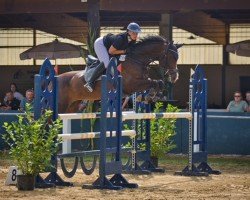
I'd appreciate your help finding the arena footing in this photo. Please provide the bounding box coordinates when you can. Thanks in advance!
[174,165,209,176]
[82,174,138,190]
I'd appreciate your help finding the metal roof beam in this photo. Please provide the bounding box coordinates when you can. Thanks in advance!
[0,0,250,14]
[100,0,250,12]
[173,11,227,45]
[0,14,88,43]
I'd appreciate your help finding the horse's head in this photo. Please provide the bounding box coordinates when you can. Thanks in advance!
[122,36,183,98]
[160,42,183,83]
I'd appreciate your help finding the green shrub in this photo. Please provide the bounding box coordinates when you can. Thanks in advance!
[2,108,62,175]
[150,102,179,158]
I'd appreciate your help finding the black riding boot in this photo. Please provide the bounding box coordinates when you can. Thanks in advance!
[84,62,105,92]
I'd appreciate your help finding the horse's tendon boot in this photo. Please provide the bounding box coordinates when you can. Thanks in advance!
[84,62,105,92]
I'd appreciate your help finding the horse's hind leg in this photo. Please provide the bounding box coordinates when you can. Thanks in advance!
[66,100,82,113]
[125,79,164,94]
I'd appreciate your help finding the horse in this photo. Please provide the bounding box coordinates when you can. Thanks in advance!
[57,35,182,113]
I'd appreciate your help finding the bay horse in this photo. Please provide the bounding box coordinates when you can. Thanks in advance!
[58,35,182,113]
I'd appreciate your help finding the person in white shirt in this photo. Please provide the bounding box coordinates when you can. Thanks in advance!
[4,83,24,102]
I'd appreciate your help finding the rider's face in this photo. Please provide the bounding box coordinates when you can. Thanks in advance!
[128,31,139,41]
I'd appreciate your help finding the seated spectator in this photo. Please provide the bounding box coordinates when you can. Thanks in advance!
[4,83,24,102]
[0,91,20,111]
[246,91,250,112]
[20,89,34,112]
[226,91,248,112]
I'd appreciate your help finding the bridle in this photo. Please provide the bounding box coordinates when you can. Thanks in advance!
[161,42,179,79]
[124,41,179,77]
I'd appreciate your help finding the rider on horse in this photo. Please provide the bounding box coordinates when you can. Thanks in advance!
[84,22,142,92]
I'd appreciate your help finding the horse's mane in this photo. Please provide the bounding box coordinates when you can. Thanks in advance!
[129,35,166,53]
[137,35,166,46]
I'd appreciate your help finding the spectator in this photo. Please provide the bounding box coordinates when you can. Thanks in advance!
[226,91,248,112]
[245,91,250,112]
[0,91,20,111]
[4,83,24,102]
[20,89,34,112]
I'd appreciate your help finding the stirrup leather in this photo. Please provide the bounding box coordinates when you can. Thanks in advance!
[84,83,94,92]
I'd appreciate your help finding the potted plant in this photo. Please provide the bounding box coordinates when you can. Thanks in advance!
[150,102,179,167]
[2,106,62,190]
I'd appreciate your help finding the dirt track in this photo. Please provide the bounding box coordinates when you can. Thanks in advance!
[0,165,250,200]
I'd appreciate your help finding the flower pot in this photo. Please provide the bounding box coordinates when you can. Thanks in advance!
[17,175,35,191]
[150,156,159,167]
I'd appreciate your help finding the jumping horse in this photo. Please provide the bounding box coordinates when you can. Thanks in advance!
[58,35,182,113]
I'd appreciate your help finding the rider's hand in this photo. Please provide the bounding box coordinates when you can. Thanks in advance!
[124,49,129,55]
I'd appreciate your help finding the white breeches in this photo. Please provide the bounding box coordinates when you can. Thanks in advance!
[94,37,110,68]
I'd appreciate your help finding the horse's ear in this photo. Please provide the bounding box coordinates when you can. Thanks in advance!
[175,43,184,49]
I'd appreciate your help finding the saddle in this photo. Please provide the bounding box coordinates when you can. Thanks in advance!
[86,55,99,67]
[84,55,124,83]
[84,55,104,83]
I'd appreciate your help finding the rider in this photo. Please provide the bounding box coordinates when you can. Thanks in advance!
[84,22,142,92]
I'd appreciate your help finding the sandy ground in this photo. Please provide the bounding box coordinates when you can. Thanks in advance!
[0,164,250,200]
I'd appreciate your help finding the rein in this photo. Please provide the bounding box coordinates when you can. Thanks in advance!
[125,55,149,66]
[124,39,179,80]
[125,42,168,68]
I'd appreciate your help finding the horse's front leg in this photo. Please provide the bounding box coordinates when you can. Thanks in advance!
[124,78,164,94]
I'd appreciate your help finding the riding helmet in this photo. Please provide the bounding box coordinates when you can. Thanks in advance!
[127,22,141,33]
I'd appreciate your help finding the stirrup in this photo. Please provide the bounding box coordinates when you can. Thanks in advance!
[84,83,93,92]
